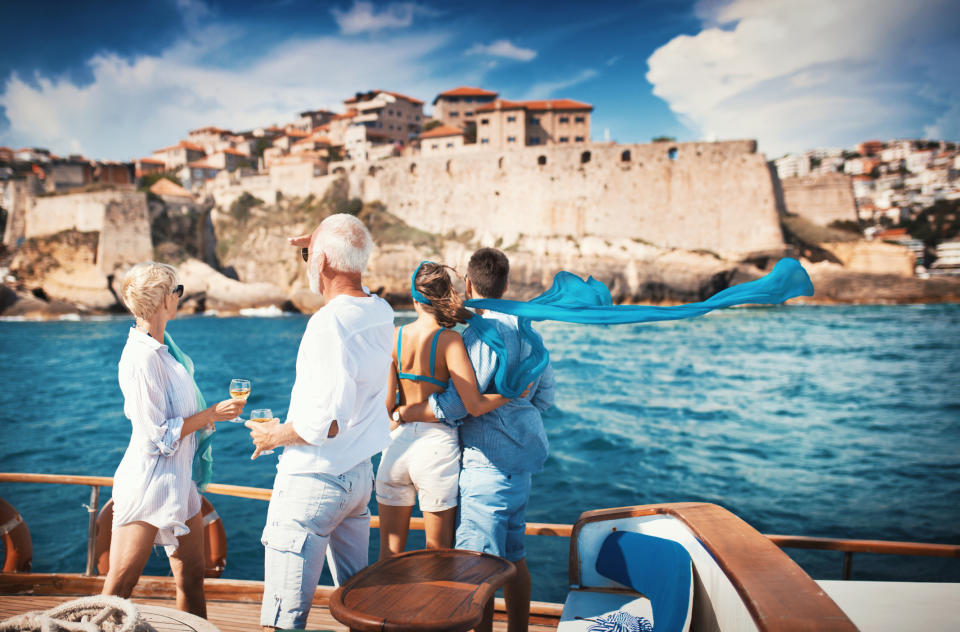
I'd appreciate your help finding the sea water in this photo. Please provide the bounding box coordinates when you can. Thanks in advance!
[1,305,958,603]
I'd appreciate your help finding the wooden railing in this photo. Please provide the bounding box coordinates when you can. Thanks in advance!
[1,472,956,581]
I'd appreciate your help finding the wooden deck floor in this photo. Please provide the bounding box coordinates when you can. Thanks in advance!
[0,594,558,632]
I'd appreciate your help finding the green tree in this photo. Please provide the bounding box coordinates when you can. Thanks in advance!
[423,120,443,132]
[905,199,960,249]
[651,135,676,143]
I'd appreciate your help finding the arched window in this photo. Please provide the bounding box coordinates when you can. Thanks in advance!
[498,156,504,169]
[368,166,377,176]
[537,155,547,166]
[409,162,417,174]
[621,150,631,162]
[581,151,591,164]
[668,147,678,161]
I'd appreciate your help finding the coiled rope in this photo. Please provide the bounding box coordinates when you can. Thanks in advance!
[0,596,155,632]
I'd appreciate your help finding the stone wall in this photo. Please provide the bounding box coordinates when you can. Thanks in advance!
[352,140,786,258]
[209,166,341,209]
[25,190,153,272]
[781,173,857,227]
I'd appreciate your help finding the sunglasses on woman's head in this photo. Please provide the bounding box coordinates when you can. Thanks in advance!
[172,284,184,298]
[301,247,309,262]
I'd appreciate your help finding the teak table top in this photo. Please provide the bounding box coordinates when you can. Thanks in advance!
[329,548,517,632]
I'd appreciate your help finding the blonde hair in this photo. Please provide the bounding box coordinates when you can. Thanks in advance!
[122,262,179,320]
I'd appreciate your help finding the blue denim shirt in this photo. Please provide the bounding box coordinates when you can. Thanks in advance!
[428,311,555,474]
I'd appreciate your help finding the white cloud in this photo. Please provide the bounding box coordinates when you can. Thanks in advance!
[521,69,598,100]
[466,39,537,62]
[0,27,467,160]
[331,1,424,35]
[646,0,960,155]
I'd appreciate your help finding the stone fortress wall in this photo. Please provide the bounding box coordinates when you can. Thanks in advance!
[780,173,858,226]
[25,191,153,272]
[352,140,788,258]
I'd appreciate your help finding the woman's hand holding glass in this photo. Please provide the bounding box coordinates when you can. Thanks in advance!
[227,378,251,422]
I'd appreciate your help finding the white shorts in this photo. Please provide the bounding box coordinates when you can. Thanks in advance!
[375,422,460,512]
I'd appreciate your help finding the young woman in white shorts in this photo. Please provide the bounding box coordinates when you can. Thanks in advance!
[376,261,515,558]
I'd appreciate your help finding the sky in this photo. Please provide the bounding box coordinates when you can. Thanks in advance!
[1,0,958,162]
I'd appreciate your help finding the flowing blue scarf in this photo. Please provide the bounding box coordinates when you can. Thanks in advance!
[453,258,813,398]
[163,331,213,492]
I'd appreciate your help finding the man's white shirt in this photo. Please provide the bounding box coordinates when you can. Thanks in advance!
[278,290,394,476]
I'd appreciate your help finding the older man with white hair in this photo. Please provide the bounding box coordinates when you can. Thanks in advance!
[246,214,394,631]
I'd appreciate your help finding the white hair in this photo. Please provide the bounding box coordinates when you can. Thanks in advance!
[314,214,373,274]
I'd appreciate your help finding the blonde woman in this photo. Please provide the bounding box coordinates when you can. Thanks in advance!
[102,262,245,617]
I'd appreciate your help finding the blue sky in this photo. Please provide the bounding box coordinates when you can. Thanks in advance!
[1,0,958,161]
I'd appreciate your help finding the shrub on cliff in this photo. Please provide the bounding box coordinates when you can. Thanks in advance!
[230,192,264,222]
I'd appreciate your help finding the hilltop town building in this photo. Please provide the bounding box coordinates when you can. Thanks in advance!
[152,141,206,170]
[294,109,335,132]
[343,90,424,145]
[474,98,593,149]
[419,125,466,155]
[431,86,498,130]
[135,157,167,178]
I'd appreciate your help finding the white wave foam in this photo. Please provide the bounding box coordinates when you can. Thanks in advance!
[239,305,286,317]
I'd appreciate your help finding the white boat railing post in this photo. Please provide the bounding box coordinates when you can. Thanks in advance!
[84,485,99,576]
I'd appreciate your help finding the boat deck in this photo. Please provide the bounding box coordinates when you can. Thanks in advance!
[0,594,559,632]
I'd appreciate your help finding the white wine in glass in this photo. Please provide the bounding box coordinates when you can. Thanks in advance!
[228,379,251,422]
[249,408,274,456]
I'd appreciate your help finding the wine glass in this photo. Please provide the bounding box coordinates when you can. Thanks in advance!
[228,378,251,423]
[249,408,275,456]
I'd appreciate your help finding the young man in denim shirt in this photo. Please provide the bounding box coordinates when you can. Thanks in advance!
[398,248,555,632]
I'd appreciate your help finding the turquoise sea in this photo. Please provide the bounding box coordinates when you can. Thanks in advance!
[1,305,959,603]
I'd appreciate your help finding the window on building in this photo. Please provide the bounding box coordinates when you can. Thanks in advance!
[560,116,569,123]
[465,98,473,103]
[450,111,459,117]
[575,136,584,142]
[466,111,474,116]
[530,137,541,145]
[538,155,547,166]
[481,138,489,144]
[378,122,383,128]
[559,137,568,143]
[621,150,631,162]
[432,144,439,149]
[507,136,516,143]
[447,142,454,148]
[530,116,540,125]
[507,116,516,123]
[480,119,489,125]
[668,147,678,161]
[581,151,591,164]
[575,116,585,123]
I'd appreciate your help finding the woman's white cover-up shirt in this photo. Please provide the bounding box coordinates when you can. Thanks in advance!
[113,327,201,552]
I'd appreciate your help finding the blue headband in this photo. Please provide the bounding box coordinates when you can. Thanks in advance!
[410,261,433,305]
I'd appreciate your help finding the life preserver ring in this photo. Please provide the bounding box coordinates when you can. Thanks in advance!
[95,495,226,578]
[0,496,33,572]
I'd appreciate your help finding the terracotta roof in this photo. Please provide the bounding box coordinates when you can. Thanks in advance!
[149,177,194,198]
[520,99,593,111]
[137,157,166,164]
[474,99,526,113]
[433,86,498,104]
[420,124,465,139]
[344,90,424,106]
[221,148,248,156]
[189,126,232,135]
[153,140,205,154]
[330,109,358,121]
[313,124,330,132]
[284,129,309,138]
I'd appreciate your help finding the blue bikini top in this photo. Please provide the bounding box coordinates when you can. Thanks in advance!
[396,325,447,388]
